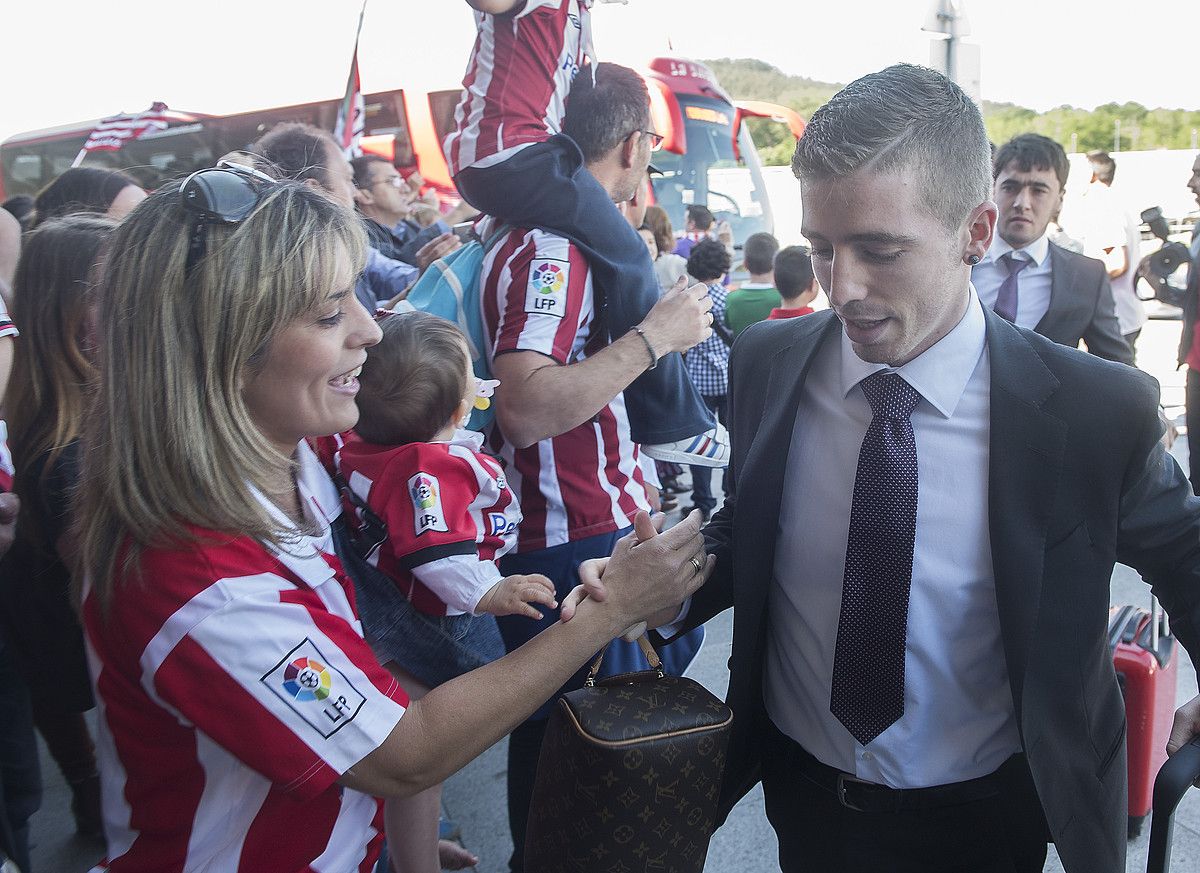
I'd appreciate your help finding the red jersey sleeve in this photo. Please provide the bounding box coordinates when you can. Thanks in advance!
[148,549,408,802]
[485,229,592,365]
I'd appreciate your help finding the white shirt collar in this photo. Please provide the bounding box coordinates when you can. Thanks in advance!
[249,440,343,589]
[838,285,987,420]
[984,230,1050,267]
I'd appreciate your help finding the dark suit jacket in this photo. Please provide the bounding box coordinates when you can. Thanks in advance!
[1037,242,1134,365]
[680,307,1200,873]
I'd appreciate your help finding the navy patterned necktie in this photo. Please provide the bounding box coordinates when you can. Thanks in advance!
[993,251,1029,323]
[830,371,921,746]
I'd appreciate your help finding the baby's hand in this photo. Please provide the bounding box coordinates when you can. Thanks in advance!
[476,574,557,619]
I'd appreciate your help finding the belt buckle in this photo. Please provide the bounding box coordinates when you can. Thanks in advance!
[835,772,873,812]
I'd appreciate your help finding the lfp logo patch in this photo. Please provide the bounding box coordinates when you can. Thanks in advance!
[282,656,332,702]
[262,639,366,739]
[409,472,449,536]
[525,258,569,319]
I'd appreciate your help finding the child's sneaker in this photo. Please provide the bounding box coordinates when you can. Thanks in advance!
[642,423,729,468]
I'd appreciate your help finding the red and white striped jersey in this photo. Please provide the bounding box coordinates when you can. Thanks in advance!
[481,226,650,552]
[82,441,407,873]
[0,421,12,493]
[444,0,592,177]
[338,430,522,617]
[0,295,18,339]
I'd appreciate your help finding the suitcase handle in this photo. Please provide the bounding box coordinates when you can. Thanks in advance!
[1147,736,1200,873]
[584,634,664,686]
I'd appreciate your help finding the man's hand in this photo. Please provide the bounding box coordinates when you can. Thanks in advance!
[415,233,463,272]
[0,492,19,559]
[561,512,702,640]
[637,277,714,356]
[1168,695,1200,757]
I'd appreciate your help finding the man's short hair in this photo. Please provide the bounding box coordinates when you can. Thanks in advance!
[687,238,731,283]
[251,122,338,188]
[774,246,815,300]
[791,63,991,229]
[1086,149,1117,185]
[742,232,779,275]
[993,134,1070,191]
[686,205,715,231]
[350,153,392,189]
[562,62,650,164]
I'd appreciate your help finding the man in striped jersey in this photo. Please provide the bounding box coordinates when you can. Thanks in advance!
[478,61,714,871]
[447,0,729,469]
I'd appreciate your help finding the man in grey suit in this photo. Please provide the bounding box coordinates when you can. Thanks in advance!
[972,133,1134,366]
[573,64,1200,872]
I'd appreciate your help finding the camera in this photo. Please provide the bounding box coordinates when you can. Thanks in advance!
[1135,206,1192,307]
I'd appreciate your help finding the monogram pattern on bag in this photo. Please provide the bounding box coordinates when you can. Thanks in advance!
[526,673,733,873]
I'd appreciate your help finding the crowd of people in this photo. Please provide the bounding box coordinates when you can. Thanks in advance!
[0,2,1199,873]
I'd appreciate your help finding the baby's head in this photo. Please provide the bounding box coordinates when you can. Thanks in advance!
[355,310,474,445]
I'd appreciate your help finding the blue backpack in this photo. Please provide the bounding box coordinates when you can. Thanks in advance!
[399,225,511,431]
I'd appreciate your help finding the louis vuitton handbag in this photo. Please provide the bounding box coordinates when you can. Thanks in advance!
[525,635,734,873]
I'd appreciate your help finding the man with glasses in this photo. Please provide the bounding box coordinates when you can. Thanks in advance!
[446,0,729,471]
[251,123,460,310]
[351,154,456,268]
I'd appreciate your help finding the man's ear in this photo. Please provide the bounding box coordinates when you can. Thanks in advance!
[621,133,639,171]
[353,186,372,208]
[963,200,997,263]
[302,177,324,194]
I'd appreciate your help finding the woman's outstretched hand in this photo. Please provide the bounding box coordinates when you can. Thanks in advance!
[561,509,712,640]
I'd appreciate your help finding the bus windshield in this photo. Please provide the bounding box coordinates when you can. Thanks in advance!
[649,94,773,247]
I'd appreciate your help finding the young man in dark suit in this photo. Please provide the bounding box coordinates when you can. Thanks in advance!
[972,133,1134,366]
[570,64,1200,873]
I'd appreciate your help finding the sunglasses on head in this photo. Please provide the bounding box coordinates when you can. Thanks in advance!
[180,161,279,275]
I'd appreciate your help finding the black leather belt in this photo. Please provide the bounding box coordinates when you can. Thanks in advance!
[787,738,1012,813]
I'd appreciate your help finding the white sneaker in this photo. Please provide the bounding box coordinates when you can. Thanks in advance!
[642,423,729,468]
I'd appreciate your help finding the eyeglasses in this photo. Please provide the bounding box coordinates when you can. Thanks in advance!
[364,174,405,190]
[180,161,278,275]
[631,129,664,151]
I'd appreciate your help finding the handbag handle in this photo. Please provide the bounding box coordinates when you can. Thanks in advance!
[584,634,664,686]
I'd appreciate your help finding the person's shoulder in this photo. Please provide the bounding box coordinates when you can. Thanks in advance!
[381,441,476,484]
[738,307,835,349]
[1012,322,1157,407]
[1049,241,1106,281]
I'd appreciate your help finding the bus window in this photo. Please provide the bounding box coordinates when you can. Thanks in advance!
[649,94,773,247]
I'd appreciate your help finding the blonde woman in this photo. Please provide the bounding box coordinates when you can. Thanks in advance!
[74,167,710,871]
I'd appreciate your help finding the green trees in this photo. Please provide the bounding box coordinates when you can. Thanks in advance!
[705,59,1200,165]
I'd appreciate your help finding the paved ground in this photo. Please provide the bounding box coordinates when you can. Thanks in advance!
[28,318,1200,872]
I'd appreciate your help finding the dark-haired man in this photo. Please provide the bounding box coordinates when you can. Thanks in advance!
[1077,150,1147,352]
[448,0,728,470]
[972,133,1133,365]
[350,153,451,266]
[725,231,781,335]
[582,63,1200,872]
[673,204,717,259]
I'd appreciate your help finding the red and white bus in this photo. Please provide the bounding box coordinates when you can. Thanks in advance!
[1,57,801,249]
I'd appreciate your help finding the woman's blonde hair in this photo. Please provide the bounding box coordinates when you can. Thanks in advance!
[5,214,115,549]
[73,177,367,611]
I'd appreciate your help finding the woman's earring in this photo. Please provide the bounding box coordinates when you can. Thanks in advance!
[966,254,982,265]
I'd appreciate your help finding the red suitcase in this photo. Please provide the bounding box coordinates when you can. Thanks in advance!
[1108,600,1180,838]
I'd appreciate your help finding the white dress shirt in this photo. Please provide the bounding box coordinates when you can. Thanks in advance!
[972,232,1053,330]
[764,287,1022,789]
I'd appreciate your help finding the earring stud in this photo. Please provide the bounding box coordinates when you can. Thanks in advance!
[966,254,981,265]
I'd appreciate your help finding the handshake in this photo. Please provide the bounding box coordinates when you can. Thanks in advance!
[560,509,712,641]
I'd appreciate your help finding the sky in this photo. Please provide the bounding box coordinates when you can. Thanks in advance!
[4,0,1198,145]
